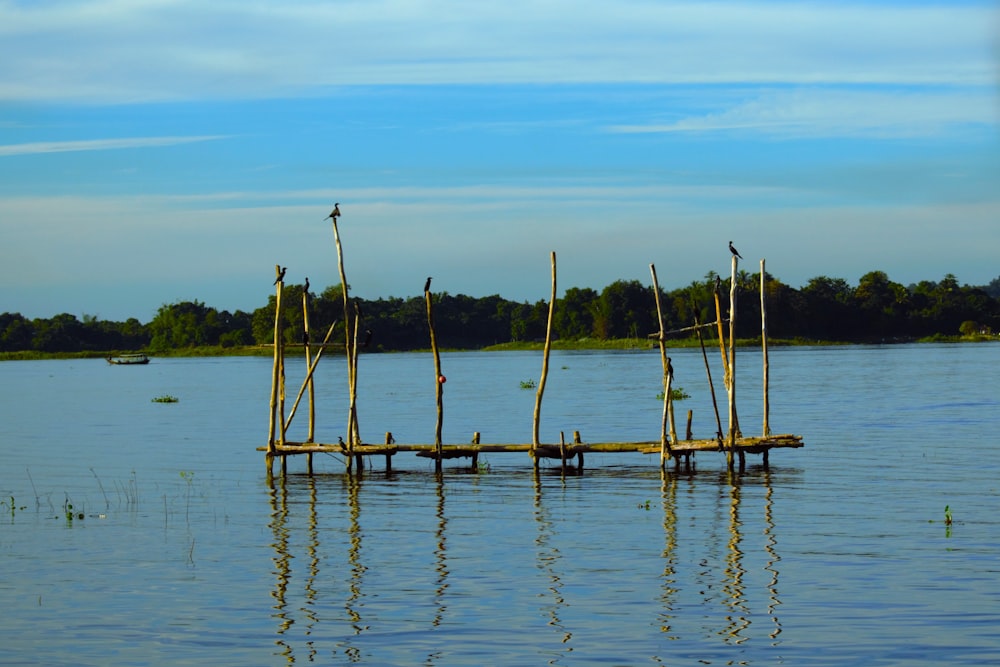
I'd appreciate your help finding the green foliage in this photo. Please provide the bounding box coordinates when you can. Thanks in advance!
[519,379,537,390]
[152,394,179,403]
[2,271,999,355]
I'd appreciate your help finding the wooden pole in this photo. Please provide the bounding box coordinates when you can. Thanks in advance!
[761,258,771,437]
[267,266,283,454]
[727,256,739,469]
[694,310,724,442]
[330,218,355,471]
[349,308,362,447]
[649,264,673,468]
[303,291,315,456]
[713,278,730,383]
[532,251,557,470]
[425,287,444,472]
[282,319,339,437]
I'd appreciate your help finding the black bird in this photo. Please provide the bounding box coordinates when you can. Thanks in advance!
[728,241,743,260]
[273,266,287,285]
[338,435,346,450]
[424,276,432,293]
[354,298,364,320]
[304,276,310,294]
[362,329,373,348]
[326,203,341,221]
[667,357,674,379]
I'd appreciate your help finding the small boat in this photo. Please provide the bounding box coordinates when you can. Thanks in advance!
[107,353,150,365]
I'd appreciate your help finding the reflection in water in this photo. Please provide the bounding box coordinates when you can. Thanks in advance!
[722,481,749,643]
[341,474,367,662]
[763,474,783,642]
[654,469,784,658]
[533,472,572,662]
[658,471,679,640]
[268,477,294,663]
[432,473,449,627]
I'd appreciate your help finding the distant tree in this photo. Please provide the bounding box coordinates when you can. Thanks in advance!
[0,312,34,352]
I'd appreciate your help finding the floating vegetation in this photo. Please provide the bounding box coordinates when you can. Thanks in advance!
[656,387,690,401]
[152,394,179,403]
[944,505,953,525]
[519,379,537,390]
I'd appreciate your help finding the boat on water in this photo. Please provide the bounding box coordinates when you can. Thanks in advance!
[107,353,150,365]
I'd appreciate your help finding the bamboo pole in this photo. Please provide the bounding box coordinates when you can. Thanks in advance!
[694,310,724,442]
[349,307,362,447]
[425,286,444,471]
[713,278,730,385]
[649,263,673,467]
[267,266,284,455]
[532,252,557,469]
[727,256,739,469]
[303,290,316,443]
[282,319,339,437]
[330,217,356,454]
[761,259,771,437]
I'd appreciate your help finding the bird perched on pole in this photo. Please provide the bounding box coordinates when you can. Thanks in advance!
[325,203,341,221]
[728,241,743,259]
[424,276,432,293]
[273,266,287,285]
[362,329,373,348]
[304,276,310,294]
[667,357,674,380]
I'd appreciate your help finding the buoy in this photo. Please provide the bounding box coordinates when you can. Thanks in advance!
[438,375,447,384]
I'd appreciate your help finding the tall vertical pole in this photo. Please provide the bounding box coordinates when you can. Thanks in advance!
[425,286,444,472]
[649,263,673,468]
[268,266,283,456]
[532,251,557,471]
[727,256,738,470]
[330,216,355,471]
[761,259,770,438]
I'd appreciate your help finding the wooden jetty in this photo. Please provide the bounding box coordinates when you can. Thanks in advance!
[261,209,803,477]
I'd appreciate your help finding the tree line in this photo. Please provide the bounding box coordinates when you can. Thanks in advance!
[2,271,999,354]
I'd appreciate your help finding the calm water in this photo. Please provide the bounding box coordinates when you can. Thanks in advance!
[1,344,999,666]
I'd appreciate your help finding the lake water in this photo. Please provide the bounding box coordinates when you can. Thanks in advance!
[1,344,999,666]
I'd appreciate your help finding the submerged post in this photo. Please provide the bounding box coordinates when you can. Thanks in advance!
[425,284,444,471]
[532,251,557,470]
[761,258,771,437]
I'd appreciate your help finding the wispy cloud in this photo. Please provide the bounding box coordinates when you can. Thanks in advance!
[0,135,229,157]
[608,88,998,138]
[0,1,995,102]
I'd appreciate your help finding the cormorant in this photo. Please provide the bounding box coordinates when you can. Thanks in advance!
[273,266,287,285]
[304,276,310,294]
[728,241,743,259]
[362,329,373,348]
[338,435,346,450]
[354,298,364,320]
[424,276,432,293]
[667,357,674,379]
[326,203,341,221]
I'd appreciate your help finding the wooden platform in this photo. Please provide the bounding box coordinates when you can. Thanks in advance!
[258,434,803,473]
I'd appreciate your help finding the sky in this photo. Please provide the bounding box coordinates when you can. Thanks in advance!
[1,0,998,322]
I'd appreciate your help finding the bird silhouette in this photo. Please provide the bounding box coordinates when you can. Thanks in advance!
[304,276,310,294]
[354,298,364,320]
[362,329,373,348]
[667,357,674,379]
[325,203,341,221]
[728,241,743,259]
[273,266,287,285]
[424,276,432,293]
[338,435,346,450]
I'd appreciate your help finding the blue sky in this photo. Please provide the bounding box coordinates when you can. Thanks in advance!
[1,1,998,322]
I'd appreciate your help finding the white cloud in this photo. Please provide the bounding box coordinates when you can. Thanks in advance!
[0,1,995,102]
[0,135,229,157]
[608,87,998,138]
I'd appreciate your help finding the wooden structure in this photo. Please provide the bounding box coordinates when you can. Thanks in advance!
[261,209,803,477]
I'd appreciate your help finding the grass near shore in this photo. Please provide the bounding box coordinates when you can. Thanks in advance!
[1,334,993,362]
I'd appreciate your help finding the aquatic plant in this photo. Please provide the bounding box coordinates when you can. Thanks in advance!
[656,387,690,401]
[519,379,537,389]
[152,394,179,403]
[944,505,953,525]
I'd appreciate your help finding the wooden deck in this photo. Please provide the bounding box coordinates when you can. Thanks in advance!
[258,433,803,473]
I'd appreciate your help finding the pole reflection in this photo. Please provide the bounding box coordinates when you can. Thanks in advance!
[268,475,294,663]
[654,468,784,656]
[533,472,573,662]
